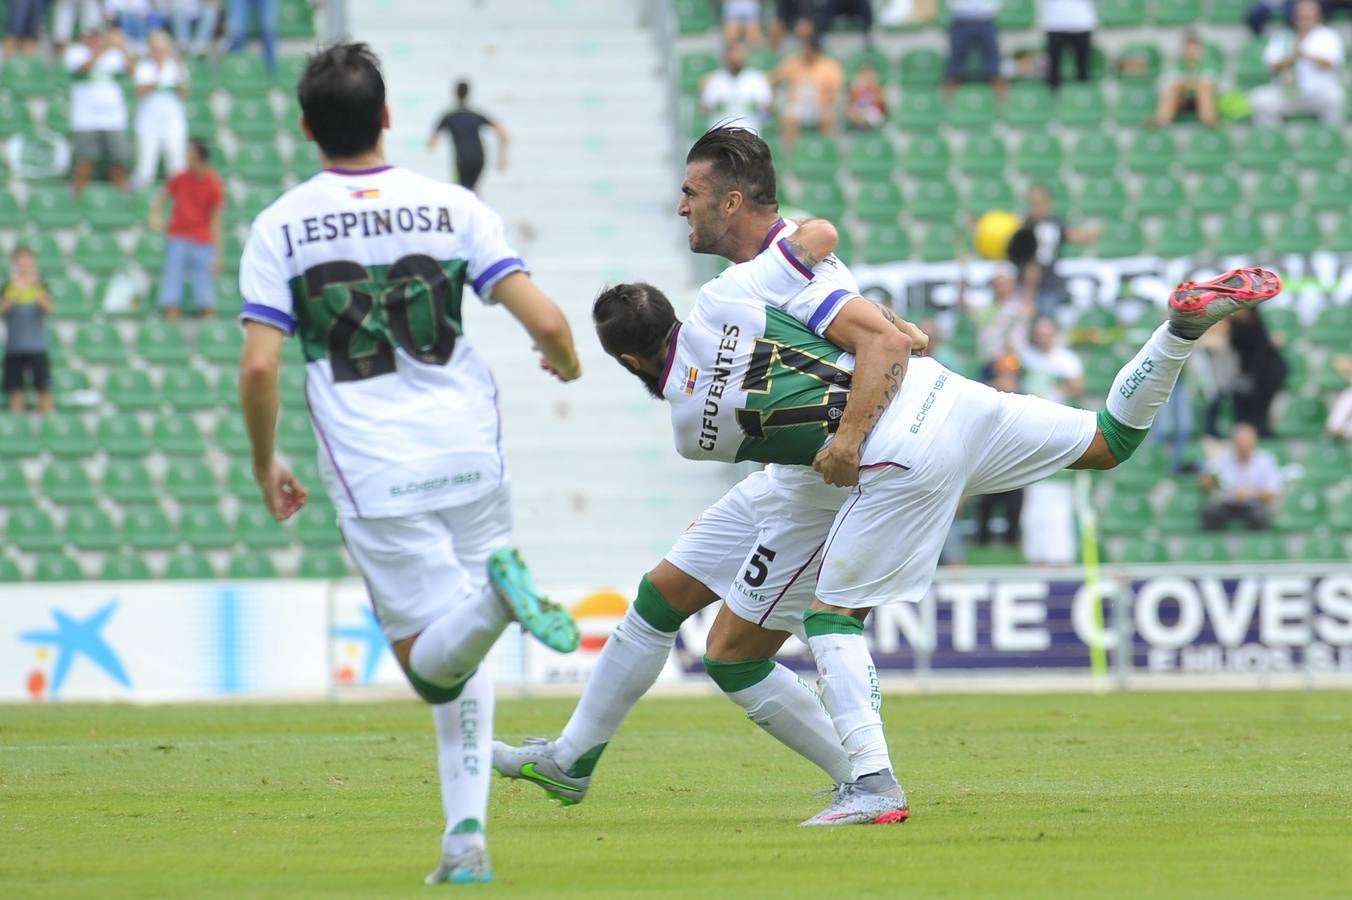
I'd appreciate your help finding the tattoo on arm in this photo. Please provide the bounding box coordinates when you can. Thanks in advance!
[784,236,824,270]
[873,303,900,327]
[866,361,906,424]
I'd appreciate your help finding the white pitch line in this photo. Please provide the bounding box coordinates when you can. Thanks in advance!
[0,734,414,753]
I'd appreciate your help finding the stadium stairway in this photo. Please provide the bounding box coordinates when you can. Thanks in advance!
[349,0,734,588]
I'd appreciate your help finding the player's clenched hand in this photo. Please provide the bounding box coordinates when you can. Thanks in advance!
[539,355,582,382]
[255,459,308,521]
[813,441,861,488]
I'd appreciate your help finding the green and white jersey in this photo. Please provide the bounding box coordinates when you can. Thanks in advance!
[239,165,526,518]
[660,227,957,473]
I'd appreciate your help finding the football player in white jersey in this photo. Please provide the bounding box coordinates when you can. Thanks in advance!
[494,129,929,817]
[236,43,583,885]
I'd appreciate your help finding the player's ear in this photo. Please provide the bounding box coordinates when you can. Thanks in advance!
[618,352,641,373]
[723,189,743,216]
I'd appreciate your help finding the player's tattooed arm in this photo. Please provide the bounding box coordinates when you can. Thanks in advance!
[872,302,929,355]
[782,218,839,270]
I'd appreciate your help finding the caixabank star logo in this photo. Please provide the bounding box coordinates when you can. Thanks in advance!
[18,601,131,700]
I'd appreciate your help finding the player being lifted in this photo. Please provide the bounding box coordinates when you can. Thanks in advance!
[236,43,582,884]
[588,212,1280,826]
[495,129,930,813]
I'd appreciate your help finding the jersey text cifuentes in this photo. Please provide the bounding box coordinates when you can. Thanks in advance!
[280,206,455,257]
[699,323,741,452]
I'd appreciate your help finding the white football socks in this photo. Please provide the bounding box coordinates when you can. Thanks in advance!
[808,631,893,780]
[727,661,853,784]
[433,669,495,857]
[1105,323,1195,430]
[554,604,675,773]
[409,589,512,689]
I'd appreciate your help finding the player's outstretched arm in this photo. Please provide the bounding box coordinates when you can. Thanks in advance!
[240,321,308,520]
[815,299,913,487]
[492,271,582,382]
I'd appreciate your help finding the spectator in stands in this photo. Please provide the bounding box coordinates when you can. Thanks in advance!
[226,0,278,76]
[1154,30,1220,127]
[1325,355,1352,440]
[1,247,55,416]
[974,267,1033,363]
[723,0,763,48]
[1200,423,1282,530]
[1196,319,1239,438]
[772,32,844,152]
[974,354,1025,547]
[428,80,509,193]
[1228,308,1288,437]
[768,0,810,52]
[1247,0,1352,36]
[944,0,1006,101]
[107,0,163,52]
[845,61,887,128]
[133,29,190,188]
[66,24,134,197]
[1042,0,1096,90]
[701,42,773,133]
[171,0,220,57]
[1007,183,1099,315]
[4,0,44,56]
[1018,317,1081,565]
[1020,315,1084,405]
[1251,0,1345,127]
[149,138,223,320]
[52,0,108,55]
[812,0,875,46]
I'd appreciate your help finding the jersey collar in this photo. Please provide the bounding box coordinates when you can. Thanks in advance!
[656,324,682,395]
[758,218,788,253]
[324,164,394,176]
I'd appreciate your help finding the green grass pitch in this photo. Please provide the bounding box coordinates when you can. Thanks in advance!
[2,691,1349,898]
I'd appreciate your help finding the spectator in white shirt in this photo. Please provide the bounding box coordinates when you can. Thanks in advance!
[1042,0,1096,90]
[66,24,133,196]
[701,42,773,133]
[1020,315,1083,406]
[1251,0,1345,126]
[1200,423,1282,530]
[133,29,190,188]
[1018,315,1084,564]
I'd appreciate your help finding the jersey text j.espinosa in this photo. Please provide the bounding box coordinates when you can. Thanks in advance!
[699,323,741,452]
[280,206,456,257]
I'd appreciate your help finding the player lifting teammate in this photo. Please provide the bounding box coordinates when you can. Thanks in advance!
[236,43,582,883]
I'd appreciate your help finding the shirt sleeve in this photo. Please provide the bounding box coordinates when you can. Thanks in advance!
[1256,454,1283,494]
[737,244,857,337]
[133,60,154,87]
[1262,34,1285,67]
[1307,29,1344,65]
[464,196,527,303]
[238,222,296,335]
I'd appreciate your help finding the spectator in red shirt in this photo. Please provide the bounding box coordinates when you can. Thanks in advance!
[149,138,224,320]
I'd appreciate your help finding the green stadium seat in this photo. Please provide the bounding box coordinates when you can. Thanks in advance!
[895,88,945,132]
[1214,215,1264,257]
[1275,486,1327,531]
[919,224,961,262]
[791,179,846,221]
[1302,444,1351,486]
[103,369,159,412]
[228,554,278,579]
[277,0,315,38]
[64,507,119,551]
[153,413,206,457]
[8,508,61,553]
[1127,131,1175,175]
[1,56,53,98]
[51,369,91,409]
[854,181,903,226]
[995,0,1035,28]
[1330,494,1352,531]
[1330,215,1352,253]
[123,506,177,550]
[166,459,219,504]
[166,551,218,579]
[790,134,841,181]
[276,55,308,91]
[1174,533,1229,563]
[72,233,125,280]
[162,369,215,412]
[185,94,215,135]
[0,96,34,136]
[1259,307,1301,344]
[834,228,856,265]
[1294,125,1344,167]
[1209,0,1251,22]
[41,413,95,458]
[34,554,85,582]
[1299,535,1345,561]
[287,140,321,179]
[42,460,95,505]
[133,230,167,273]
[1238,128,1290,171]
[900,133,949,177]
[27,186,83,229]
[42,276,89,323]
[1234,40,1270,89]
[102,554,153,580]
[295,502,340,548]
[674,0,715,35]
[23,233,67,276]
[1115,536,1167,564]
[235,504,292,549]
[1015,133,1062,180]
[298,550,348,578]
[44,93,71,132]
[1099,0,1147,26]
[1155,0,1201,26]
[179,506,235,550]
[103,459,157,505]
[898,48,944,87]
[1078,178,1127,218]
[0,555,22,581]
[1099,491,1152,536]
[843,47,892,83]
[1083,354,1121,395]
[74,322,126,365]
[948,85,996,129]
[847,133,895,179]
[1276,396,1327,437]
[1236,532,1287,562]
[1137,174,1184,217]
[958,134,1006,178]
[1096,221,1145,258]
[1069,131,1118,176]
[1161,489,1205,525]
[215,415,253,456]
[81,185,139,230]
[137,320,191,365]
[0,415,40,457]
[0,191,26,230]
[1309,305,1352,346]
[1192,173,1243,216]
[1181,130,1233,172]
[278,414,317,457]
[220,54,271,93]
[232,142,287,187]
[909,180,958,223]
[1155,218,1204,258]
[1003,83,1053,129]
[1056,83,1106,127]
[964,179,1015,216]
[1308,171,1352,213]
[1251,172,1296,214]
[862,225,912,264]
[0,459,32,505]
[1116,42,1161,82]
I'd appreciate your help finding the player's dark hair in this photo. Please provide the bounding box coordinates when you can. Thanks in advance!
[593,282,678,361]
[298,42,385,159]
[188,138,210,163]
[686,127,778,211]
[455,80,470,102]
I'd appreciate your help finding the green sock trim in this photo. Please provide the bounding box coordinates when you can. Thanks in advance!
[566,742,607,778]
[1096,409,1149,464]
[632,574,689,633]
[702,656,776,693]
[450,817,483,835]
[803,610,865,638]
[405,666,475,705]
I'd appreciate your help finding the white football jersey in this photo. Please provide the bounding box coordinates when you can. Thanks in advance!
[239,165,527,518]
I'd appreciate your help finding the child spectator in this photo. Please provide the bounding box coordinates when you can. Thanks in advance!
[1,247,55,415]
[1154,31,1220,127]
[846,61,887,129]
